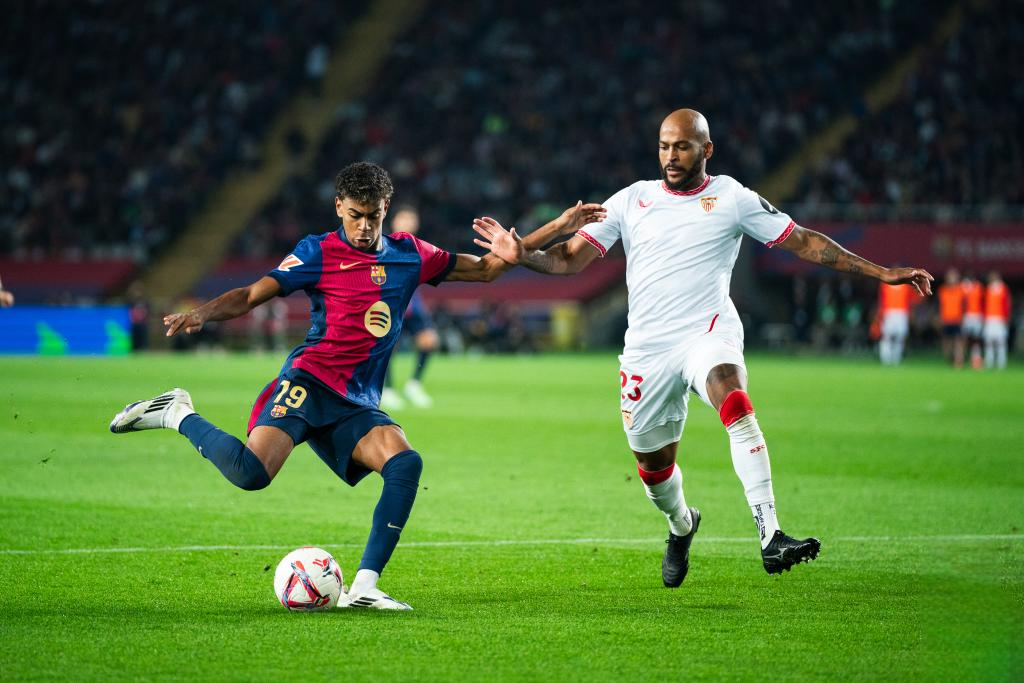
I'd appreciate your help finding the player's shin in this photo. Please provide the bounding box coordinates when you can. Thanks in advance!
[719,390,779,548]
[637,463,692,536]
[178,414,270,491]
[353,450,423,592]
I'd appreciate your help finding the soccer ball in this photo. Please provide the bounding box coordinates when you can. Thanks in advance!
[273,547,345,611]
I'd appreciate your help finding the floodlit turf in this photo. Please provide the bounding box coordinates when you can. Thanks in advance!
[0,352,1021,681]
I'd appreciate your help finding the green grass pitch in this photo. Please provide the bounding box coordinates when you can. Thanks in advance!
[0,352,1021,681]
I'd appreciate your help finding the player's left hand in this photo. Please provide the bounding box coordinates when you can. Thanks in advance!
[883,267,935,296]
[472,216,524,265]
[558,200,607,234]
[163,311,205,336]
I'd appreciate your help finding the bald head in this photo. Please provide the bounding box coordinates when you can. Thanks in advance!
[661,109,710,144]
[658,109,713,191]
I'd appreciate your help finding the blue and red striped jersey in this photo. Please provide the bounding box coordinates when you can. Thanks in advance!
[267,229,455,407]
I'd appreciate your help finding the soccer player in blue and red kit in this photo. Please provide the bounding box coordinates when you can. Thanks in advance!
[110,162,605,609]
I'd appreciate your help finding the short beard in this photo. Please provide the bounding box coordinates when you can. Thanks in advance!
[660,162,702,191]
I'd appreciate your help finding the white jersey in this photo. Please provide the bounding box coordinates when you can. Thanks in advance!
[578,175,795,351]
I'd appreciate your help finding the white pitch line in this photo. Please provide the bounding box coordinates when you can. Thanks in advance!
[0,534,1020,556]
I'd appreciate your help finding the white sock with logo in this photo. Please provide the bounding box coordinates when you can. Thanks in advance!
[637,463,693,536]
[726,413,780,549]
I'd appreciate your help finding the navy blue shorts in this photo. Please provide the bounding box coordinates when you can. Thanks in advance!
[942,324,962,337]
[248,368,396,486]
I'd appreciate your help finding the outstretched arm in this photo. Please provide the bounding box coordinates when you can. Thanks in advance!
[777,225,934,295]
[459,201,607,280]
[472,200,607,276]
[163,276,282,336]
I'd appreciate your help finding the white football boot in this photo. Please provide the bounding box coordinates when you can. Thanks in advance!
[337,587,413,611]
[380,387,406,412]
[402,379,433,408]
[109,388,195,433]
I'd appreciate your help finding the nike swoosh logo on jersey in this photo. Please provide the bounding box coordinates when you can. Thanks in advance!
[638,199,653,208]
[339,262,361,270]
[387,522,403,530]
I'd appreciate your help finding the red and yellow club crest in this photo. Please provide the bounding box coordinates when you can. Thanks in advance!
[370,264,387,285]
[700,196,717,213]
[270,405,288,418]
[621,409,633,428]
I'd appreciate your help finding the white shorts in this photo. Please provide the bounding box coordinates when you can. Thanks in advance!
[881,311,909,339]
[983,318,1008,343]
[619,322,746,453]
[963,314,983,337]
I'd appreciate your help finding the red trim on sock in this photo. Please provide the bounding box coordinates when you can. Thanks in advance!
[637,463,675,486]
[719,390,754,427]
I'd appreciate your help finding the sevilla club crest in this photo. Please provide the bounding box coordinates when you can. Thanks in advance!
[700,196,717,213]
[370,264,387,285]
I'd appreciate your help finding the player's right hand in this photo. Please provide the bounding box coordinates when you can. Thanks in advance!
[163,311,205,336]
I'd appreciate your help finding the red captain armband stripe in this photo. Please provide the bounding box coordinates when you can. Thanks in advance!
[764,221,796,249]
[577,230,607,257]
[637,463,675,486]
[718,390,754,427]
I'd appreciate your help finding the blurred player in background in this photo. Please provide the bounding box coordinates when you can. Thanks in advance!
[961,272,985,369]
[381,206,439,410]
[110,163,599,609]
[878,281,917,366]
[937,268,965,368]
[0,274,13,307]
[474,109,933,585]
[983,270,1011,369]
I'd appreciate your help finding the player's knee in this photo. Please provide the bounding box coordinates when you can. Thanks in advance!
[382,449,423,484]
[719,389,754,427]
[234,447,272,491]
[237,471,271,491]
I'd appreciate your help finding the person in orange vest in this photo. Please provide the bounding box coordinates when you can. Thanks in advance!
[878,281,918,365]
[983,270,1011,369]
[937,268,965,368]
[961,272,985,369]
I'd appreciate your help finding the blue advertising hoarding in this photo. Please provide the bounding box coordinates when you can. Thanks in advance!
[0,306,131,355]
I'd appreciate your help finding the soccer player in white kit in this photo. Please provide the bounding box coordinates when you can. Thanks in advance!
[473,109,934,584]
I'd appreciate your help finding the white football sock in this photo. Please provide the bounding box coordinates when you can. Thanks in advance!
[350,569,379,594]
[727,413,780,548]
[638,464,692,536]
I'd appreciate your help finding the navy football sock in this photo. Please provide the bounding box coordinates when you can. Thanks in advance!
[359,450,423,573]
[412,350,431,381]
[178,414,270,491]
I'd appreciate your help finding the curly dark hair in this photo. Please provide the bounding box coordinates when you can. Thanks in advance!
[334,162,394,203]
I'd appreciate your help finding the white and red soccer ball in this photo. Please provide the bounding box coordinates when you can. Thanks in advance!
[273,547,344,611]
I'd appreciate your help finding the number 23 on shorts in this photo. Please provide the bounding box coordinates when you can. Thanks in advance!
[274,380,308,408]
[620,371,644,401]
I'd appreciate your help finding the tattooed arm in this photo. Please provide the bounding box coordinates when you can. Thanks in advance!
[777,225,934,295]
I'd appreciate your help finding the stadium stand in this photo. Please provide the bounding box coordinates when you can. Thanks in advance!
[0,0,364,301]
[795,0,1023,217]
[243,0,950,256]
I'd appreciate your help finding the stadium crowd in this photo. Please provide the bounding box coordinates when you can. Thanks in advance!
[0,0,360,260]
[242,0,949,256]
[797,0,1024,216]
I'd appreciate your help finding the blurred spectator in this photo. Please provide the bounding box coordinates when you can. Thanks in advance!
[245,0,947,254]
[127,281,150,351]
[0,1,361,261]
[799,0,1023,215]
